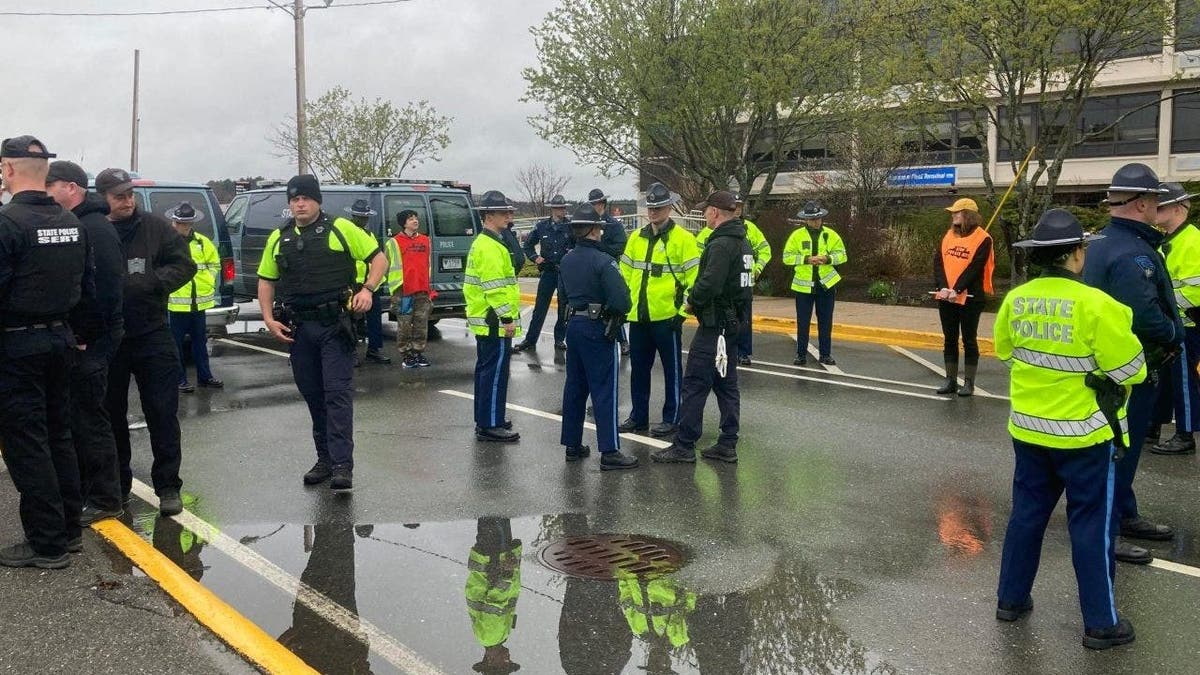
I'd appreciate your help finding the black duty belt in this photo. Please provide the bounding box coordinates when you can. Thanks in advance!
[567,304,606,320]
[3,320,68,332]
[290,301,345,322]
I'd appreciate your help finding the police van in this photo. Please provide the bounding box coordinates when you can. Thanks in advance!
[225,178,478,320]
[99,177,240,331]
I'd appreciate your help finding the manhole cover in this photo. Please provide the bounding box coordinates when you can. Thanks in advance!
[538,534,685,580]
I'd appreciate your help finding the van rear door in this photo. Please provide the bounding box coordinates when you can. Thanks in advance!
[141,187,235,306]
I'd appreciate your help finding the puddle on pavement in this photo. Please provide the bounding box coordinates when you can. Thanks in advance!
[113,504,896,675]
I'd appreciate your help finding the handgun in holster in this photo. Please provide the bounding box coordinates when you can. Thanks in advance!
[273,302,297,334]
[1145,342,1180,386]
[1085,372,1129,460]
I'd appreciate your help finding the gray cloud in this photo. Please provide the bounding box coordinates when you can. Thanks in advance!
[5,0,631,200]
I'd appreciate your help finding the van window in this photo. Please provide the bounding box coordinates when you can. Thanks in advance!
[245,193,291,231]
[224,196,248,235]
[430,195,475,236]
[146,190,217,240]
[383,194,429,237]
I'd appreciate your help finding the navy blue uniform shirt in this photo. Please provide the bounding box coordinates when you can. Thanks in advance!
[557,238,632,315]
[1083,216,1182,349]
[599,213,628,260]
[523,216,574,266]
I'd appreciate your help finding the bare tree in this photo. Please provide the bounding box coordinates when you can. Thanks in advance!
[515,163,572,217]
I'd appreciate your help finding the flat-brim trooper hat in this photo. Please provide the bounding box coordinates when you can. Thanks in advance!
[789,200,829,222]
[641,182,680,208]
[474,190,516,212]
[546,194,570,209]
[344,198,377,217]
[586,188,610,204]
[1158,182,1197,207]
[1013,208,1104,248]
[569,203,605,230]
[1106,163,1169,205]
[166,201,204,223]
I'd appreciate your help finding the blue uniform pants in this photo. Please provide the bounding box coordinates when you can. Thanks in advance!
[737,295,753,358]
[676,325,740,450]
[1117,378,1160,521]
[795,287,835,359]
[998,439,1119,631]
[1171,327,1200,433]
[524,269,567,345]
[290,321,356,468]
[561,318,620,452]
[474,335,512,429]
[628,320,682,426]
[169,310,214,385]
[366,292,384,351]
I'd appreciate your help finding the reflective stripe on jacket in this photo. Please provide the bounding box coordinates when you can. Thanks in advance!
[168,231,219,312]
[464,543,521,648]
[464,230,523,338]
[782,226,847,293]
[382,237,405,296]
[620,221,700,322]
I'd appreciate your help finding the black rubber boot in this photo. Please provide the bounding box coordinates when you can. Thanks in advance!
[958,364,977,397]
[936,361,959,395]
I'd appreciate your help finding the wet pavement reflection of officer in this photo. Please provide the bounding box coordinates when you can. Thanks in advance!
[279,523,372,674]
[617,573,696,675]
[465,517,522,675]
[514,194,574,353]
[345,199,391,365]
[257,175,387,493]
[0,135,94,569]
[557,513,632,675]
[558,203,638,470]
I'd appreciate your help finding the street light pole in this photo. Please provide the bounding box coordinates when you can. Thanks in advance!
[293,0,308,175]
[130,48,140,172]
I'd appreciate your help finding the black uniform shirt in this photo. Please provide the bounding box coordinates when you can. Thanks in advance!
[557,239,632,316]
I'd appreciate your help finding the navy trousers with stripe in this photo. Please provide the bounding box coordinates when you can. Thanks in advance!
[473,335,512,429]
[628,320,682,426]
[1172,326,1200,433]
[998,439,1119,630]
[561,318,620,453]
[1117,378,1159,521]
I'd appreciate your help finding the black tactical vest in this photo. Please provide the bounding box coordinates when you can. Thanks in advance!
[274,213,355,307]
[0,194,87,325]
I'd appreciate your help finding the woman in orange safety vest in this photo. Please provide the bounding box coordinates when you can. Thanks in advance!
[933,198,995,397]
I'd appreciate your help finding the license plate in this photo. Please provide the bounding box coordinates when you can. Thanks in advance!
[441,256,463,271]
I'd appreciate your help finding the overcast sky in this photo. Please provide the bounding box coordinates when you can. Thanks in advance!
[3,0,631,200]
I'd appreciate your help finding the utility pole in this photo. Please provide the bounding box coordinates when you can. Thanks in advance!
[293,0,308,175]
[130,49,140,172]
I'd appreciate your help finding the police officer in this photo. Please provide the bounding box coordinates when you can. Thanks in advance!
[558,204,637,469]
[166,202,223,393]
[258,175,386,492]
[1151,182,1200,455]
[618,183,699,439]
[588,188,630,354]
[466,191,523,442]
[98,167,196,516]
[344,198,391,364]
[1082,163,1181,564]
[732,195,772,365]
[653,191,752,464]
[995,208,1145,649]
[0,136,95,569]
[44,160,126,526]
[514,194,573,352]
[781,201,847,367]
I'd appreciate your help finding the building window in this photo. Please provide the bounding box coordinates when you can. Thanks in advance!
[1177,1,1200,52]
[1172,89,1200,152]
[999,93,1159,160]
[905,110,985,166]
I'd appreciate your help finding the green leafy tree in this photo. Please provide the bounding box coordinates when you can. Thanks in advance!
[273,86,452,184]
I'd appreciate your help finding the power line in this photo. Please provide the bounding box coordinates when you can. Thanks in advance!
[0,0,413,18]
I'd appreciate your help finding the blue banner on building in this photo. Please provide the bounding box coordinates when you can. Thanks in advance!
[887,166,957,187]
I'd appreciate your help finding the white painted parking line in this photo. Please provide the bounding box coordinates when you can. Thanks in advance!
[1149,558,1200,578]
[216,337,290,358]
[803,342,845,374]
[439,389,672,449]
[888,345,1002,399]
[736,365,950,401]
[129,479,446,675]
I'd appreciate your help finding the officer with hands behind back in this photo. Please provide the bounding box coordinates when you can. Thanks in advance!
[558,203,638,470]
[257,175,386,493]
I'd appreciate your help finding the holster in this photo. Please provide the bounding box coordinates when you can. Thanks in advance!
[1085,372,1128,458]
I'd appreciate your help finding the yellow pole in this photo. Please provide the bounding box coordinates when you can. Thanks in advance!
[984,145,1037,232]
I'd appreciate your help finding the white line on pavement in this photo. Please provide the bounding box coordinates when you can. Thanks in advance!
[439,389,672,449]
[804,342,845,374]
[129,480,446,675]
[736,365,951,401]
[888,345,1003,400]
[215,337,290,358]
[1149,558,1200,578]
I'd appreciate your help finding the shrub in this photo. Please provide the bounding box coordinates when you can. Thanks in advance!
[867,279,898,304]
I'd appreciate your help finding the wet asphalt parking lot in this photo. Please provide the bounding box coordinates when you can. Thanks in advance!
[111,303,1200,674]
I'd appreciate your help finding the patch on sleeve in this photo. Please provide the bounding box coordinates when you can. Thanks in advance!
[1133,255,1157,278]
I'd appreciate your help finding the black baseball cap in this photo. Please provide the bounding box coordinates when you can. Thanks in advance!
[703,190,738,211]
[1,135,56,159]
[46,160,89,188]
[95,168,135,195]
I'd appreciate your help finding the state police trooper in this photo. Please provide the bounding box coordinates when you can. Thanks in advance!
[0,136,96,569]
[1082,162,1182,565]
[588,188,630,354]
[995,208,1145,649]
[653,190,752,464]
[257,175,387,492]
[344,198,391,365]
[514,194,574,352]
[558,203,637,469]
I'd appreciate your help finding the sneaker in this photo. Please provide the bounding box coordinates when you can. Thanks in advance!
[650,443,695,463]
[303,461,332,485]
[415,353,431,367]
[1083,618,1135,650]
[565,445,592,462]
[159,491,183,517]
[330,465,353,493]
[738,355,752,366]
[618,418,649,433]
[0,542,69,569]
[365,349,392,364]
[198,378,224,388]
[600,451,639,471]
[401,355,419,369]
[700,442,738,463]
[79,504,124,527]
[178,382,195,394]
[995,597,1033,622]
[793,356,807,366]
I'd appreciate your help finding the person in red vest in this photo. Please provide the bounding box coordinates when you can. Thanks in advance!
[934,198,995,397]
[390,209,436,368]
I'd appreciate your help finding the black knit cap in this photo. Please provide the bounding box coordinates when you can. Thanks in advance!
[286,174,322,204]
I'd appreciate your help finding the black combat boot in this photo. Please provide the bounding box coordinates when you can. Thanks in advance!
[958,363,977,397]
[936,361,959,395]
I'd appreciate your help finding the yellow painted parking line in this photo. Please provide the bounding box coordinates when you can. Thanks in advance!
[90,518,318,675]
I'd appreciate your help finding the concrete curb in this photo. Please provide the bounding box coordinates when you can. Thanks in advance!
[518,292,996,357]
